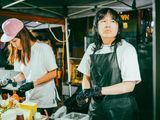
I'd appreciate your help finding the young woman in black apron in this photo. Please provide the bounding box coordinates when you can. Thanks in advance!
[76,8,141,120]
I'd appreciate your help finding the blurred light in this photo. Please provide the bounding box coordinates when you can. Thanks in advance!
[123,22,128,29]
[151,21,154,27]
[120,14,130,20]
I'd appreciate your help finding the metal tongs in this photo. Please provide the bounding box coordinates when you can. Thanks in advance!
[0,78,17,88]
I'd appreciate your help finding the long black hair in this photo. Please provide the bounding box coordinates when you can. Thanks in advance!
[92,8,123,52]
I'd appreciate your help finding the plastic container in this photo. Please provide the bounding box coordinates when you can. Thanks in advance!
[61,112,89,120]
[16,108,24,120]
[34,112,42,120]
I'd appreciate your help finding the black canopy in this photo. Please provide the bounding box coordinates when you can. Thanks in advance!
[0,0,152,19]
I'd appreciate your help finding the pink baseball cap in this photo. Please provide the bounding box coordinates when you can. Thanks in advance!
[1,18,24,42]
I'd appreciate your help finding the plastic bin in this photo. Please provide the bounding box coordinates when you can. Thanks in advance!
[61,112,89,120]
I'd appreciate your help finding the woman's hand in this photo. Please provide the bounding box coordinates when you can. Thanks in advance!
[76,87,102,106]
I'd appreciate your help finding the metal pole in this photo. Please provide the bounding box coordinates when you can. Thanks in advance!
[2,0,25,8]
[21,2,64,17]
[65,18,72,97]
[152,0,160,119]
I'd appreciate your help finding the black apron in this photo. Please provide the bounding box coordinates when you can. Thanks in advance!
[89,48,139,120]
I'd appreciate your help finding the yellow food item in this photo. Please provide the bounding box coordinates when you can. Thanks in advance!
[11,91,23,102]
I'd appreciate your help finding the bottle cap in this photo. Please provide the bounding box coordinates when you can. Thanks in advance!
[16,108,24,120]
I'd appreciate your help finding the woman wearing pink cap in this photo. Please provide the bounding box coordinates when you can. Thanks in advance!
[0,18,60,116]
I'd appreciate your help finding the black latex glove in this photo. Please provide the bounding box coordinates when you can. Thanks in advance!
[18,81,34,92]
[12,82,18,87]
[76,90,88,107]
[76,87,102,107]
[6,78,17,87]
[83,87,102,97]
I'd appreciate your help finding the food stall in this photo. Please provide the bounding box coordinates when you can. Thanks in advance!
[1,0,159,120]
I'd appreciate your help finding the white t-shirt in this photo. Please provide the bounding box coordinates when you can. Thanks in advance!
[78,40,141,83]
[14,41,59,108]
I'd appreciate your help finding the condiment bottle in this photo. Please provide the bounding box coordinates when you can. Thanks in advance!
[16,109,24,120]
